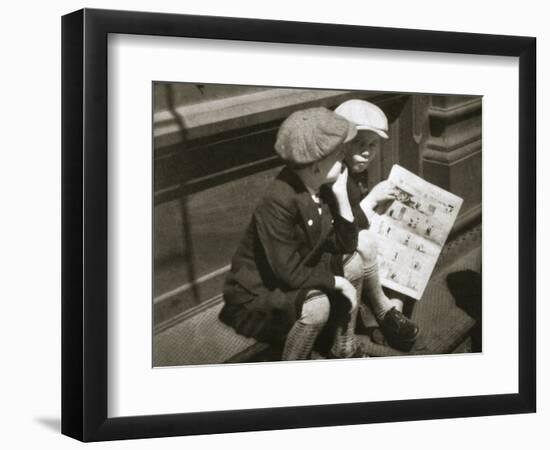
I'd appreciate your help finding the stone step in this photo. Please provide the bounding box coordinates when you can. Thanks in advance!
[153,224,481,366]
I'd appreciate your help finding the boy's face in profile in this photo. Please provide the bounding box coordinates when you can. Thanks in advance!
[315,147,346,185]
[344,130,381,173]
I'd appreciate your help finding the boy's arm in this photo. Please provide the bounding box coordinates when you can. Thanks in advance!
[323,168,360,254]
[347,173,370,230]
[323,214,358,255]
[330,166,354,222]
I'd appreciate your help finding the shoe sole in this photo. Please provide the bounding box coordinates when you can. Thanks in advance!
[384,328,420,352]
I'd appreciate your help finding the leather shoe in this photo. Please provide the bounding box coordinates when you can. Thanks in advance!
[379,307,420,352]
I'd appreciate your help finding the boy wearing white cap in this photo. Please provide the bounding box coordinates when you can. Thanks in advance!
[335,99,420,350]
[220,107,370,360]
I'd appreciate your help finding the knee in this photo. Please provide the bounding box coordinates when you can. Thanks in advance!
[342,252,363,284]
[357,230,378,265]
[300,291,331,326]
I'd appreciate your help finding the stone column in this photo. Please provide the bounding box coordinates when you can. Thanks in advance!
[421,95,482,233]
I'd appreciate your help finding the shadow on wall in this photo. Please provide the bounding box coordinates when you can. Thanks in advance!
[164,83,200,305]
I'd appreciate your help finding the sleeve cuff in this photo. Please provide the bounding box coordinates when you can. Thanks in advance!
[333,214,355,227]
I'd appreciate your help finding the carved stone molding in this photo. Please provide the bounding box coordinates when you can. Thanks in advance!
[422,96,482,233]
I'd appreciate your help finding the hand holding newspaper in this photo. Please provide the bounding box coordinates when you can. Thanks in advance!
[367,165,463,300]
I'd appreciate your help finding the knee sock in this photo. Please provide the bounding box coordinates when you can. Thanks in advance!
[330,303,359,358]
[282,321,323,361]
[330,271,361,358]
[362,262,393,321]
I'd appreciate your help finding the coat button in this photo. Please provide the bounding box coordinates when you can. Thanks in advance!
[307,219,313,226]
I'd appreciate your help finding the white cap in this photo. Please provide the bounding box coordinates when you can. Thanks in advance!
[335,99,389,139]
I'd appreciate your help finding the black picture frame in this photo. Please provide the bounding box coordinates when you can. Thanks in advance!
[61,8,536,442]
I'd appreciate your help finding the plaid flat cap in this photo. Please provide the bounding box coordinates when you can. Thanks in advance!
[274,107,356,165]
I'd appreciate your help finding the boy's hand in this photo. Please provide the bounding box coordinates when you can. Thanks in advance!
[331,165,349,198]
[369,180,398,206]
[360,180,397,220]
[334,275,357,305]
[330,166,354,222]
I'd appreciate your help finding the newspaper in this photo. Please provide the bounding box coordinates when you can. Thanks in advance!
[369,165,463,300]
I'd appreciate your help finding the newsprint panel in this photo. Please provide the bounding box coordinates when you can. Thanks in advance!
[370,165,463,299]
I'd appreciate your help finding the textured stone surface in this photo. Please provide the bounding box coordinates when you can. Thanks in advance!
[153,299,266,367]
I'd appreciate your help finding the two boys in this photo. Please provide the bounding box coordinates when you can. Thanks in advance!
[220,102,419,360]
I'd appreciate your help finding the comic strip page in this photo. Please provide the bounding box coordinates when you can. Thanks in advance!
[370,165,463,300]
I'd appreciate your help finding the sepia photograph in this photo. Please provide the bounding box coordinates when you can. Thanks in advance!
[152,83,482,367]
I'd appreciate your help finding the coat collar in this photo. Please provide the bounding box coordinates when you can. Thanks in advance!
[279,167,333,246]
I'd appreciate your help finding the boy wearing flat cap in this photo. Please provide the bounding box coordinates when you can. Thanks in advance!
[220,107,368,360]
[335,99,420,350]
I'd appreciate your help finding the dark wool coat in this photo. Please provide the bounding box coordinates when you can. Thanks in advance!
[347,171,370,231]
[219,166,368,343]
